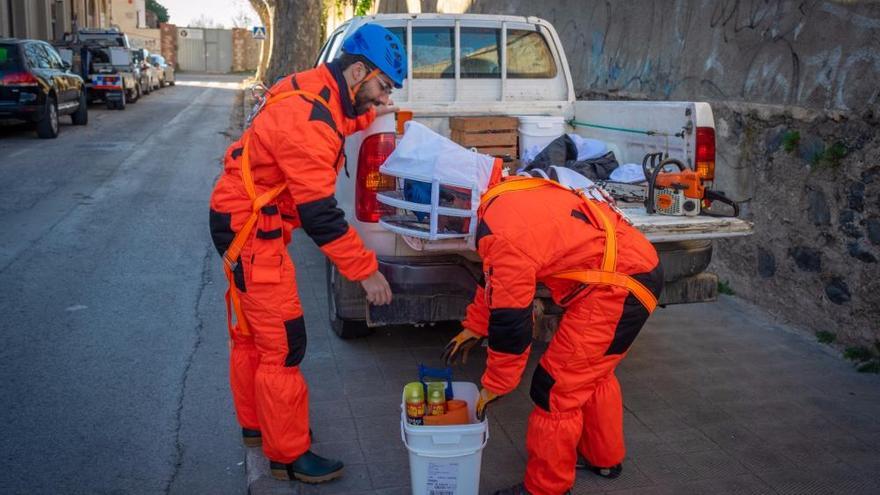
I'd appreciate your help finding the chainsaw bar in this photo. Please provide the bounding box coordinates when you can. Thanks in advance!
[596,181,648,203]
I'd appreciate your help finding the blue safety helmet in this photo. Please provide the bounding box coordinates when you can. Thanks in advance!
[341,23,407,88]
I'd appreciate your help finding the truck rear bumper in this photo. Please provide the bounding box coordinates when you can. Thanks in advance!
[367,256,481,326]
[357,241,717,327]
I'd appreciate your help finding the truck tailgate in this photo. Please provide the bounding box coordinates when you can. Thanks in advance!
[619,206,753,242]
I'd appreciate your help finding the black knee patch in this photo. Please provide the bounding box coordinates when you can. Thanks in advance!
[529,363,555,411]
[605,264,664,356]
[284,317,307,367]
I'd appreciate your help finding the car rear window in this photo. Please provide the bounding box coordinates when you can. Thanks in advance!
[0,44,23,71]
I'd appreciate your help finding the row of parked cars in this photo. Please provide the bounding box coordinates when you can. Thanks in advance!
[0,28,174,139]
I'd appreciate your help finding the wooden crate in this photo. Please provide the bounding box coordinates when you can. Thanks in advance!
[449,116,519,160]
[450,116,519,132]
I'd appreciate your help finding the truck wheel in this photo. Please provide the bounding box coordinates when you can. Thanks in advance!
[116,90,127,110]
[326,260,372,339]
[71,90,88,125]
[129,83,141,103]
[36,95,59,139]
[655,240,713,282]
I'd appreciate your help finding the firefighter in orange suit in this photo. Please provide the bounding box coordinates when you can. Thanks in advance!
[208,24,406,484]
[443,176,664,495]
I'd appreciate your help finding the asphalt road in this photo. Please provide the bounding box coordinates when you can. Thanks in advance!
[3,73,879,495]
[0,74,247,494]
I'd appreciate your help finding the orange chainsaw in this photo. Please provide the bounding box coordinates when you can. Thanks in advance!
[598,153,739,217]
[646,154,739,216]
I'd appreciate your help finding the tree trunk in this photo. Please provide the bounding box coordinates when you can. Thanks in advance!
[264,0,325,84]
[248,0,273,82]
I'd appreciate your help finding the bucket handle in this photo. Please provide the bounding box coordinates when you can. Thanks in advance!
[400,421,489,456]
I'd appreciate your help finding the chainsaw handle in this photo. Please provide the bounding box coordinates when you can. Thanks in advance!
[645,157,687,214]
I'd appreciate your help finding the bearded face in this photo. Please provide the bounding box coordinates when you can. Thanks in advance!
[353,78,382,116]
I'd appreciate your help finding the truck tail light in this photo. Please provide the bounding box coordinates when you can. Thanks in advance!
[1,72,38,86]
[695,126,715,181]
[355,133,396,222]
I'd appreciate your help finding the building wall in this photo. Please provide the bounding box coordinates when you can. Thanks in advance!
[128,29,160,51]
[232,28,261,72]
[110,0,144,32]
[160,22,177,68]
[1,0,111,40]
[110,0,158,52]
[0,1,11,38]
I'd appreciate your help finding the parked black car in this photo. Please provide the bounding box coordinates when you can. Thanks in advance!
[0,38,88,138]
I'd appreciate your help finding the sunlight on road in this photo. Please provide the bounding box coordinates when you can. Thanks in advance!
[174,80,242,90]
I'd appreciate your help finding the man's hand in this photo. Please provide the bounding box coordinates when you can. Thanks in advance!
[441,328,483,366]
[476,388,500,421]
[375,100,398,117]
[360,270,392,306]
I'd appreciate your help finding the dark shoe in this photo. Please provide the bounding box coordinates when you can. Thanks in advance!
[576,457,623,479]
[492,483,570,495]
[242,428,261,448]
[270,451,344,484]
[493,483,532,495]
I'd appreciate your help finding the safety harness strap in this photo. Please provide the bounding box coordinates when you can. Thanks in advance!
[221,89,331,336]
[552,270,658,313]
[480,177,657,312]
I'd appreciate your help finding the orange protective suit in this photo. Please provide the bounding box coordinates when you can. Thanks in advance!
[208,62,377,463]
[463,178,663,495]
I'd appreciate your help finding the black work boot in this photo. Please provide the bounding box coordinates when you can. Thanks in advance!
[241,428,262,448]
[270,451,344,484]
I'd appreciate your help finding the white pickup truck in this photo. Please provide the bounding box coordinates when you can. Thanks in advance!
[316,14,752,338]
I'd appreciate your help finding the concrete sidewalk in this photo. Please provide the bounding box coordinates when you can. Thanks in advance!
[246,231,880,494]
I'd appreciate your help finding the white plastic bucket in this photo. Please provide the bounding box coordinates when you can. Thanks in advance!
[401,382,489,495]
[518,116,566,163]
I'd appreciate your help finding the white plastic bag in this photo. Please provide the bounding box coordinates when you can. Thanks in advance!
[377,121,498,242]
[380,121,497,191]
[567,134,608,161]
[609,163,646,183]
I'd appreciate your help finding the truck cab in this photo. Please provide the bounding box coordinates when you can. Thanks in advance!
[316,14,752,338]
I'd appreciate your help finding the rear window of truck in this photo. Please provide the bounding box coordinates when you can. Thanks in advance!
[325,24,557,80]
[411,27,453,79]
[401,26,556,79]
[506,30,557,79]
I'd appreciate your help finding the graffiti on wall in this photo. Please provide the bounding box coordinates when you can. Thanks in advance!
[538,0,880,110]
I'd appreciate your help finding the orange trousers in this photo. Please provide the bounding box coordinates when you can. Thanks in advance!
[524,272,660,495]
[212,205,310,464]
